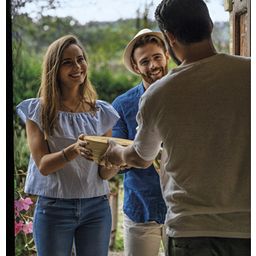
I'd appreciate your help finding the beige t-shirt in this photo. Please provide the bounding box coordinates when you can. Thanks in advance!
[133,53,250,238]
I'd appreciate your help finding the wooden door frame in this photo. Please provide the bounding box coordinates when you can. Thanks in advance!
[226,0,251,56]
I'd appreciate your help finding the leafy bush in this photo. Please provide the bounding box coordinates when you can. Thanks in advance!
[91,68,139,103]
[15,197,36,256]
[14,121,30,170]
[13,46,41,106]
[14,120,37,255]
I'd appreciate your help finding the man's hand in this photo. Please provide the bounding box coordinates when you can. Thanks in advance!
[101,139,126,168]
[102,139,152,169]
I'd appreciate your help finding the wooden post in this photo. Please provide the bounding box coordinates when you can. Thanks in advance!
[109,178,120,250]
[229,0,250,56]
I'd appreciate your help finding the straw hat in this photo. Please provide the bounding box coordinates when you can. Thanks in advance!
[123,28,165,75]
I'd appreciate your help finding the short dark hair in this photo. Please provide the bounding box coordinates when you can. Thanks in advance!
[155,0,213,44]
[131,35,166,63]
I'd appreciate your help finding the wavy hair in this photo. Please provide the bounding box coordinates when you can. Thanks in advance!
[38,34,98,139]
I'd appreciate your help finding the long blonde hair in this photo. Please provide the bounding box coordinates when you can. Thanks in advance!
[38,35,98,139]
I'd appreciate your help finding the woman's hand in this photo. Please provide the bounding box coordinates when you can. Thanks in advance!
[75,134,93,161]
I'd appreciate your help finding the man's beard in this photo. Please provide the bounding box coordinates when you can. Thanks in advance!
[141,65,169,85]
[167,43,182,66]
[162,32,182,66]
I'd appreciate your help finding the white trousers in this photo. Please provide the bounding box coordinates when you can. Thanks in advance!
[123,214,167,256]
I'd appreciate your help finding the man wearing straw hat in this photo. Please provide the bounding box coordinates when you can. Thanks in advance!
[101,0,250,255]
[102,28,170,256]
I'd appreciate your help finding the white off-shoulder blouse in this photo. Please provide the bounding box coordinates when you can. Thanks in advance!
[16,98,119,199]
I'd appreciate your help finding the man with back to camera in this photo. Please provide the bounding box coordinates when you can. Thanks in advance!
[99,28,170,256]
[101,0,251,255]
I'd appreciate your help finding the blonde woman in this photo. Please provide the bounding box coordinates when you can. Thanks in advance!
[16,35,119,256]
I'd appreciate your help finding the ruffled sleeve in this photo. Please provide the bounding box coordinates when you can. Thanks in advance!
[16,98,42,130]
[96,100,120,135]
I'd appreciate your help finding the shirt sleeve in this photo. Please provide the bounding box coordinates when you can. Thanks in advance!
[132,95,162,161]
[97,100,120,135]
[16,98,43,131]
[112,98,128,139]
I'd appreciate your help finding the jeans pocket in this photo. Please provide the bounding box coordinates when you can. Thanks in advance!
[37,196,57,208]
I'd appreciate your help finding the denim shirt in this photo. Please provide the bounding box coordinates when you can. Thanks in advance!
[112,82,167,223]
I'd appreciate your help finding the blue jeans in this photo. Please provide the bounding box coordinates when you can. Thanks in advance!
[33,195,112,256]
[167,237,251,256]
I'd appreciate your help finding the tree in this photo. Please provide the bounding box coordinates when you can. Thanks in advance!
[11,0,61,18]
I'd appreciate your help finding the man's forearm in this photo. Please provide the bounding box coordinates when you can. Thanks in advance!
[122,145,152,169]
[103,140,153,169]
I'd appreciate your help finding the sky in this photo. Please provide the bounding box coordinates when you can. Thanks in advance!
[20,0,229,24]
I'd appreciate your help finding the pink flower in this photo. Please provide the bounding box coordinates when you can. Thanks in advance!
[15,208,20,217]
[15,220,24,236]
[22,221,33,235]
[15,197,33,212]
[14,197,34,236]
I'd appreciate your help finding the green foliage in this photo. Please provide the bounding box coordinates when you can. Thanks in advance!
[91,68,140,103]
[13,47,41,106]
[15,235,36,256]
[14,120,36,255]
[14,120,30,173]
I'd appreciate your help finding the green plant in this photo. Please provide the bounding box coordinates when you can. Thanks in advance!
[13,46,41,106]
[15,196,36,256]
[14,121,30,169]
[14,120,37,255]
[90,68,139,103]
